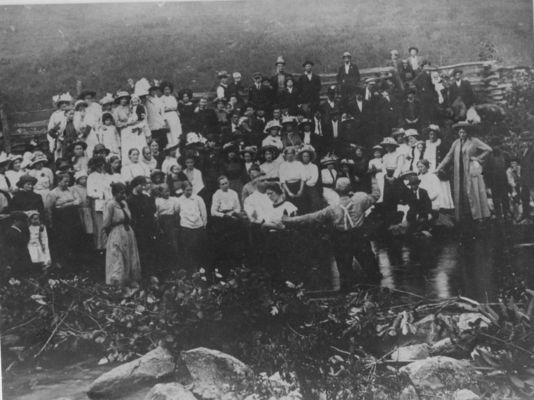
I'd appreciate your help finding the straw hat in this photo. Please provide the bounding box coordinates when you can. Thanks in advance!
[320,153,339,166]
[115,90,131,103]
[342,51,351,58]
[99,93,115,106]
[392,128,405,137]
[0,153,11,166]
[452,121,474,130]
[297,145,316,162]
[74,170,88,182]
[275,56,286,65]
[29,153,48,168]
[405,129,420,138]
[74,100,88,110]
[264,120,282,134]
[261,145,280,158]
[240,146,258,156]
[380,137,399,147]
[134,78,151,97]
[372,145,385,153]
[53,92,73,106]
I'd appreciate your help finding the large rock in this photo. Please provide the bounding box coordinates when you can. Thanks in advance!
[399,386,420,400]
[453,389,480,400]
[88,346,176,398]
[144,383,196,400]
[390,344,431,362]
[400,356,478,395]
[181,347,253,399]
[457,313,491,333]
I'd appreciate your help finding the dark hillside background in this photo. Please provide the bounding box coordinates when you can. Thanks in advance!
[0,0,532,111]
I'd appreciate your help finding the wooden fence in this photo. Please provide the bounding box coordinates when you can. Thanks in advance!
[1,60,531,153]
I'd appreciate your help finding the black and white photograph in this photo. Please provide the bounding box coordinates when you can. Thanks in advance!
[1,0,534,398]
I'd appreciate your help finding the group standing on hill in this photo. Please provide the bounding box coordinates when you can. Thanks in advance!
[1,47,533,291]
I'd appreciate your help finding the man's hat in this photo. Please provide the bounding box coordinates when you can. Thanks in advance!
[380,137,399,147]
[302,60,314,67]
[78,90,97,100]
[252,72,263,79]
[342,51,351,58]
[217,70,228,79]
[275,56,286,65]
[408,46,419,53]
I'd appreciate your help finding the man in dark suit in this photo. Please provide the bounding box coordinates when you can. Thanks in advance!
[322,108,341,156]
[376,83,401,139]
[336,51,360,101]
[449,69,475,109]
[270,56,289,96]
[412,64,438,124]
[297,60,322,115]
[402,174,433,234]
[249,72,273,115]
[278,75,300,116]
[194,97,219,135]
[320,86,341,124]
[343,86,374,147]
[336,113,360,157]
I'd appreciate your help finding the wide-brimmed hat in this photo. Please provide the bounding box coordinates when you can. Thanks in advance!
[380,137,400,147]
[283,146,298,156]
[342,51,351,58]
[0,153,11,166]
[71,140,88,151]
[115,90,131,103]
[185,132,207,147]
[99,93,115,106]
[29,154,48,168]
[93,143,110,155]
[264,120,282,133]
[340,158,355,166]
[297,145,317,162]
[217,70,228,79]
[74,170,88,182]
[405,129,420,138]
[53,92,73,106]
[298,118,312,128]
[222,142,238,153]
[281,116,297,126]
[74,100,88,110]
[149,79,161,92]
[302,60,314,67]
[275,56,286,65]
[452,121,475,131]
[240,146,258,156]
[133,78,151,97]
[372,145,385,153]
[17,174,38,188]
[163,142,180,153]
[8,154,23,167]
[422,124,441,136]
[423,63,437,71]
[261,145,280,158]
[320,153,339,166]
[391,128,405,137]
[78,90,96,100]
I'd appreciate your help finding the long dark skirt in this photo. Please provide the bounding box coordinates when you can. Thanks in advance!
[158,215,181,273]
[180,226,206,273]
[52,205,84,270]
[285,180,307,213]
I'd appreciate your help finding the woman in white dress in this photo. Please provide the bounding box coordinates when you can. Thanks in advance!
[422,125,454,210]
[113,91,148,163]
[160,82,182,146]
[77,90,103,158]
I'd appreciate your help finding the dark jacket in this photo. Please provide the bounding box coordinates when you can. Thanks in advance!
[336,63,361,91]
[248,84,274,112]
[278,88,300,115]
[404,187,432,222]
[9,190,45,215]
[449,79,475,109]
[520,145,534,187]
[298,73,322,106]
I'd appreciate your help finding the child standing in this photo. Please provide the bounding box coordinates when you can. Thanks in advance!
[26,210,51,269]
[97,113,121,159]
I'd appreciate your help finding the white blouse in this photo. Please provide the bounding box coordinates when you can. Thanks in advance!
[302,163,319,187]
[418,172,442,210]
[279,160,305,183]
[121,162,151,183]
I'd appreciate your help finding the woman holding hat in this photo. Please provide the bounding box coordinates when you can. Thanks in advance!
[28,153,54,201]
[260,145,283,181]
[435,122,492,222]
[423,124,454,210]
[88,156,112,252]
[160,81,183,146]
[103,182,141,286]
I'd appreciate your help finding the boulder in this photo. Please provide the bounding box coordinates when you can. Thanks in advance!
[144,383,196,400]
[88,346,176,398]
[181,347,252,399]
[400,356,478,395]
[457,313,491,333]
[399,386,420,400]
[390,344,431,362]
[453,389,480,400]
[430,338,457,356]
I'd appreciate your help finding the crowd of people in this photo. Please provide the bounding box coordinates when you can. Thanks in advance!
[1,47,533,291]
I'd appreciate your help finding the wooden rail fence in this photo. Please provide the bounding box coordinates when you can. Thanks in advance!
[1,61,531,153]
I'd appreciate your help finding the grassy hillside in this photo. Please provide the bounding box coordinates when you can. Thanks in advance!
[0,0,532,111]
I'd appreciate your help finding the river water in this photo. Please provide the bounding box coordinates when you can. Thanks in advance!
[3,223,533,400]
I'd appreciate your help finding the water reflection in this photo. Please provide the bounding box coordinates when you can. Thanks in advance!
[375,225,534,301]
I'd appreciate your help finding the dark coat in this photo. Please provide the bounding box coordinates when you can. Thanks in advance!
[2,223,32,274]
[248,84,274,113]
[404,187,433,222]
[520,145,534,187]
[336,63,361,94]
[278,88,300,116]
[193,108,219,135]
[270,72,290,94]
[297,73,322,106]
[321,99,342,124]
[376,96,401,137]
[449,79,475,109]
[9,190,45,215]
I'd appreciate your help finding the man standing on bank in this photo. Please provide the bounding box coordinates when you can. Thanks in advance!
[282,177,382,290]
[336,51,361,101]
[298,60,322,115]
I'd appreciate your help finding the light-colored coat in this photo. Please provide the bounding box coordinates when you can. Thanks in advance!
[437,137,492,221]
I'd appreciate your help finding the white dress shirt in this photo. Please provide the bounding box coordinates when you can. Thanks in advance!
[176,194,207,229]
[211,189,241,217]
